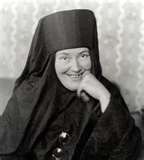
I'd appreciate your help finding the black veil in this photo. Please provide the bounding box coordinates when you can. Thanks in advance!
[0,9,102,156]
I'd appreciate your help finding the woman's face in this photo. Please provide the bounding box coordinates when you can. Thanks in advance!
[55,47,91,91]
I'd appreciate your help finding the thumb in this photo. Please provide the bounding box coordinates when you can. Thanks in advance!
[80,91,90,102]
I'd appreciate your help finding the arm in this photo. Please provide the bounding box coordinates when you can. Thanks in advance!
[96,78,142,160]
[77,72,111,113]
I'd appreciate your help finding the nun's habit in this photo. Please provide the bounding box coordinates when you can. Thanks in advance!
[0,9,141,160]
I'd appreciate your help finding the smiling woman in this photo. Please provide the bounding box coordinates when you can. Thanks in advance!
[0,9,142,160]
[55,47,91,91]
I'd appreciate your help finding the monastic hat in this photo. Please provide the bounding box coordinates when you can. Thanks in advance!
[41,9,97,53]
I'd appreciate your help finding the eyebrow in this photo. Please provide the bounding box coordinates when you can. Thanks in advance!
[58,50,89,56]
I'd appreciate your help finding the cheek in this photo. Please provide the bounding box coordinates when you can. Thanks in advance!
[55,61,69,75]
[80,59,91,70]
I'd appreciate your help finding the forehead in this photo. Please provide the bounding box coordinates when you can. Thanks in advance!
[56,47,89,55]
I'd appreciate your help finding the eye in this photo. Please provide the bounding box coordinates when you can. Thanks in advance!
[62,56,68,60]
[59,56,69,61]
[80,52,90,58]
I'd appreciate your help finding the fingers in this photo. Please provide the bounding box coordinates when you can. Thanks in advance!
[77,83,83,97]
[77,76,90,102]
[80,92,90,102]
[82,70,91,79]
[77,71,91,96]
[77,71,91,102]
[77,87,90,102]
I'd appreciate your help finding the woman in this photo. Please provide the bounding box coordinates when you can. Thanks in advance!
[0,9,141,160]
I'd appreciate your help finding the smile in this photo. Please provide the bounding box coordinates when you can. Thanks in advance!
[67,73,83,80]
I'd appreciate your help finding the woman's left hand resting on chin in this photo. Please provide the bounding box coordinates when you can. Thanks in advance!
[77,72,111,113]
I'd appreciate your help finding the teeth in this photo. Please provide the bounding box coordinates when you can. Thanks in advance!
[70,75,80,78]
[68,73,83,79]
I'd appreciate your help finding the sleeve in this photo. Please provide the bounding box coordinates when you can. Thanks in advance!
[107,91,142,160]
[108,125,141,160]
[95,79,142,160]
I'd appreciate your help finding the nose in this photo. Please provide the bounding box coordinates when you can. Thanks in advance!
[71,58,81,72]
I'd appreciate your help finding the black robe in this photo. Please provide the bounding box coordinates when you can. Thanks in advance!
[0,77,141,160]
[30,77,142,160]
[0,9,142,160]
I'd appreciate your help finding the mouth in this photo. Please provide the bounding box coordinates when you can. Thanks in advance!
[66,72,83,81]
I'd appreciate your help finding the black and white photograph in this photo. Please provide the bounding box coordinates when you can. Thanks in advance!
[0,0,143,159]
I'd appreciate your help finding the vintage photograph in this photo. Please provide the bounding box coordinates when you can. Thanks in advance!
[0,0,143,159]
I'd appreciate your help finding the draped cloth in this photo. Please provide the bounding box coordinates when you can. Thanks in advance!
[0,9,141,160]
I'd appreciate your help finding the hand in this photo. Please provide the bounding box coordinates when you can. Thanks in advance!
[77,72,111,112]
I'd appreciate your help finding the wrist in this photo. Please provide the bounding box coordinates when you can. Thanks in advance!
[99,89,111,113]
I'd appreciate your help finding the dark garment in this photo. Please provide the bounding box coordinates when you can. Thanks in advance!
[0,77,141,160]
[32,77,141,160]
[78,78,142,160]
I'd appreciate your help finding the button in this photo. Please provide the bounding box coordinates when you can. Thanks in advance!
[59,131,69,144]
[59,131,68,138]
[56,147,62,153]
[52,147,64,158]
[52,154,61,160]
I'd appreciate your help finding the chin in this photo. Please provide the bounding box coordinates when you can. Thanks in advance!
[60,78,81,91]
[65,82,80,91]
[68,87,77,91]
